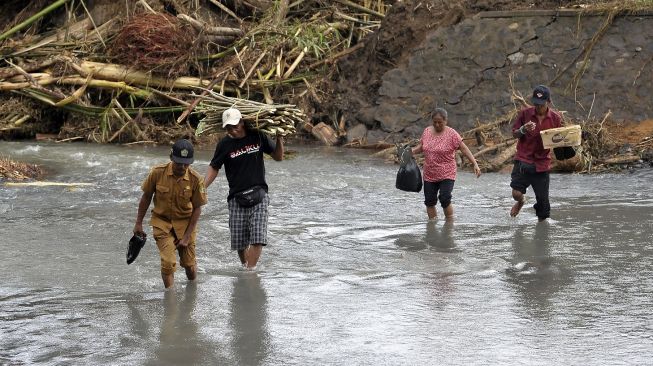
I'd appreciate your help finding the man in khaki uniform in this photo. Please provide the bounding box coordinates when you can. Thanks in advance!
[133,139,208,288]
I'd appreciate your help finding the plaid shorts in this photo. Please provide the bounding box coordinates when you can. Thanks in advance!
[227,193,269,250]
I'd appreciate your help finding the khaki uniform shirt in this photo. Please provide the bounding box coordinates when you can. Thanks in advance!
[141,162,208,236]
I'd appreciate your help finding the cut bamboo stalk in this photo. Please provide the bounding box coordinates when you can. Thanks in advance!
[333,0,385,18]
[78,61,233,91]
[0,59,56,79]
[11,17,91,56]
[56,136,84,143]
[0,0,72,43]
[135,0,157,14]
[17,88,184,116]
[276,49,284,78]
[239,51,268,88]
[113,100,134,122]
[12,115,31,126]
[4,182,94,187]
[207,0,243,23]
[108,118,132,143]
[2,73,151,99]
[54,73,93,107]
[283,47,307,79]
[308,43,364,69]
[78,0,106,47]
[473,139,516,158]
[5,62,65,99]
[257,69,274,105]
[462,115,514,138]
[148,88,190,106]
[234,46,248,76]
[177,71,227,124]
[177,14,243,36]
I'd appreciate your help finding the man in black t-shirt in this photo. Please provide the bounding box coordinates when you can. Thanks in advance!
[204,107,284,268]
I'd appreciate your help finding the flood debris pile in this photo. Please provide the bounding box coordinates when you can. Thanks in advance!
[0,0,388,144]
[0,156,44,180]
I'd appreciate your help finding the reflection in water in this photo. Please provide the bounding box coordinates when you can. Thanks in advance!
[230,273,269,366]
[425,220,456,252]
[507,222,571,318]
[147,283,215,366]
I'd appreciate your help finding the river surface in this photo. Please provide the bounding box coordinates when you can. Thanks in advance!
[1,141,652,365]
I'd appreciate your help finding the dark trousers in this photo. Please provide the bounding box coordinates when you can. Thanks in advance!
[423,179,455,208]
[510,161,551,220]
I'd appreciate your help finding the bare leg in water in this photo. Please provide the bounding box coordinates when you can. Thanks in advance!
[238,244,263,269]
[511,189,526,217]
[444,204,454,220]
[427,206,437,220]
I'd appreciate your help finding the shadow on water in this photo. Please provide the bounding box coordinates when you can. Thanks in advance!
[505,221,573,319]
[230,272,269,366]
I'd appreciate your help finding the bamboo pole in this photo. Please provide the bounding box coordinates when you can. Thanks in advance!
[77,61,236,91]
[473,139,516,158]
[333,0,385,18]
[176,70,227,124]
[207,0,242,24]
[177,14,243,36]
[0,59,57,79]
[0,0,72,43]
[54,73,93,107]
[3,182,94,187]
[16,89,185,116]
[239,51,267,88]
[283,47,307,79]
[308,43,364,69]
[2,73,152,99]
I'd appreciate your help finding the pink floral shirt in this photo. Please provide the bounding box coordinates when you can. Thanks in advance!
[420,126,462,182]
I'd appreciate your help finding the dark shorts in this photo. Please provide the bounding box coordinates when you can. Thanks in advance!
[423,179,455,208]
[510,160,551,219]
[227,193,269,250]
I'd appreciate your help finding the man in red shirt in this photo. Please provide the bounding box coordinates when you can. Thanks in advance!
[510,85,562,221]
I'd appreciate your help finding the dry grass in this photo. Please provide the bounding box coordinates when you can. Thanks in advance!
[108,13,198,77]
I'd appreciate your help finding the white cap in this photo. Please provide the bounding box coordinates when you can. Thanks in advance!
[222,108,242,128]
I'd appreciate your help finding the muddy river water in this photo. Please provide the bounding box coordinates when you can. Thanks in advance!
[1,141,652,365]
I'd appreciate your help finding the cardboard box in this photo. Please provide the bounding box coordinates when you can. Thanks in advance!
[540,125,582,149]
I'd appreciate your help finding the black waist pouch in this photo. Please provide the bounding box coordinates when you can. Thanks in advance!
[235,186,266,207]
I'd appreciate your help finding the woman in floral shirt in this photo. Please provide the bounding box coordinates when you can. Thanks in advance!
[412,108,481,220]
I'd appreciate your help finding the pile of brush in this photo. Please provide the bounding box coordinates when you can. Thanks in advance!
[109,13,197,78]
[0,0,389,143]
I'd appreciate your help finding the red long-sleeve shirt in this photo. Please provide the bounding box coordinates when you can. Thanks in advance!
[512,107,562,172]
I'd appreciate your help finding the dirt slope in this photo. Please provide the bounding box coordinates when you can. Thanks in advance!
[327,0,582,123]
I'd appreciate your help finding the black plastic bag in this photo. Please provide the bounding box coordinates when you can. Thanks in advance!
[553,146,576,160]
[126,233,147,265]
[395,145,423,192]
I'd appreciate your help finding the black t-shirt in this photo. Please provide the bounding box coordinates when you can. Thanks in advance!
[209,131,276,200]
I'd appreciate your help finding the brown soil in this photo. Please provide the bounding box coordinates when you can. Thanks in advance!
[607,119,653,144]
